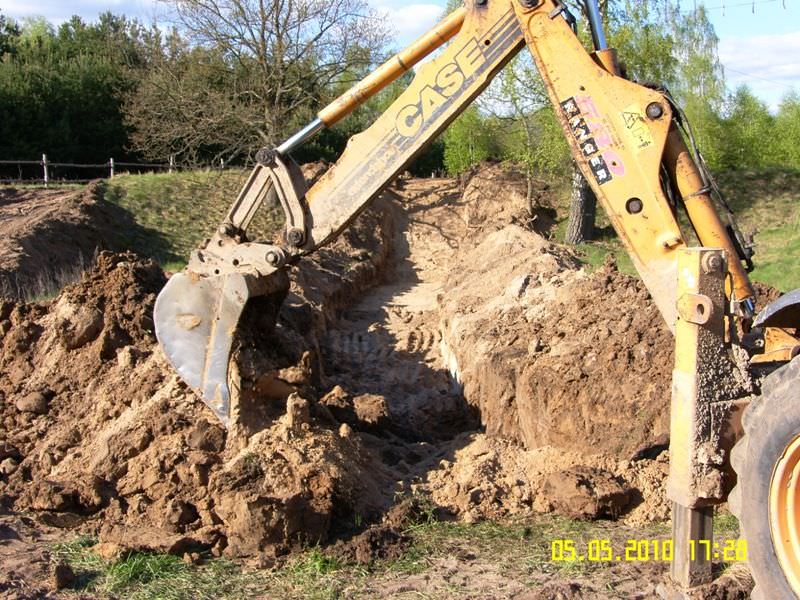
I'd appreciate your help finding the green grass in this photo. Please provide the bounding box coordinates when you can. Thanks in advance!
[716,169,800,292]
[50,516,651,599]
[52,537,362,600]
[53,538,268,599]
[53,510,748,599]
[550,168,800,292]
[103,169,284,269]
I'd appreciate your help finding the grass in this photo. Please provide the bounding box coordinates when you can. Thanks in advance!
[52,537,266,599]
[53,508,748,599]
[50,518,619,599]
[716,169,800,292]
[0,249,95,302]
[550,168,800,292]
[103,169,284,269]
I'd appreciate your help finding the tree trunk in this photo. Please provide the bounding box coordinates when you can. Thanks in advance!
[564,163,597,245]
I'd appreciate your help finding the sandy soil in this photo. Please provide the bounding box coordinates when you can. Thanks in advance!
[0,165,753,598]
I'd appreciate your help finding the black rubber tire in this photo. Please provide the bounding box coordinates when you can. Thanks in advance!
[730,356,800,600]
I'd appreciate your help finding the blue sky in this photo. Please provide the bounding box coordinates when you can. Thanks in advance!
[2,0,797,108]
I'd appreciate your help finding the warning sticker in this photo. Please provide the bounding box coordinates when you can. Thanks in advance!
[620,104,654,153]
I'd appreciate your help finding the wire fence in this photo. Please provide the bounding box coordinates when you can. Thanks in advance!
[0,154,229,187]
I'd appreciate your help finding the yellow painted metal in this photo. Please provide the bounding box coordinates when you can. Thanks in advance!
[513,1,686,328]
[668,248,729,589]
[592,48,620,75]
[769,433,800,596]
[663,126,755,304]
[667,248,728,508]
[304,1,525,248]
[751,327,800,364]
[317,8,467,127]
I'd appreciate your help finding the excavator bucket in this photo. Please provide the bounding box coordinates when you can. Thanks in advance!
[154,271,251,427]
[153,154,298,428]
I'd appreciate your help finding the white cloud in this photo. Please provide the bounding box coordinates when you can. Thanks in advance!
[2,0,165,25]
[368,1,445,45]
[718,30,800,108]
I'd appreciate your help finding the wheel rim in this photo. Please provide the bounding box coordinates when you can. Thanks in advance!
[770,433,800,595]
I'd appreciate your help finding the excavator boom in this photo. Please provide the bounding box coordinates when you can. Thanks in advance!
[154,0,756,426]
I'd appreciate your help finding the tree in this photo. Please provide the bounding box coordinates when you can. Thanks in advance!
[666,3,728,169]
[0,13,146,164]
[123,35,261,165]
[483,55,569,201]
[565,166,599,243]
[130,0,390,161]
[0,12,20,57]
[718,85,775,170]
[774,92,800,169]
[443,106,496,174]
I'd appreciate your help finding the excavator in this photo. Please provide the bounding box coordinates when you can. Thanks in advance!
[152,0,800,597]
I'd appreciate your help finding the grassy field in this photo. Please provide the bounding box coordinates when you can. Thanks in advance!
[103,169,283,272]
[555,168,800,292]
[717,169,800,292]
[52,510,741,599]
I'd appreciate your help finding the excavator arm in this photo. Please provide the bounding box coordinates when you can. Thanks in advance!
[154,0,757,426]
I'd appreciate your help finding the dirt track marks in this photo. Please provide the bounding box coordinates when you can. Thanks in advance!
[320,179,471,441]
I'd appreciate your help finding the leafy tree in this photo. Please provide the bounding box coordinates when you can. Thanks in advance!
[0,12,20,56]
[123,39,260,165]
[718,86,775,170]
[443,106,496,174]
[0,14,147,164]
[774,92,800,169]
[135,0,390,157]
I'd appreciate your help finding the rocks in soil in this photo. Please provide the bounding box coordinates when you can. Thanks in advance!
[0,164,678,584]
[422,433,668,526]
[15,391,48,414]
[531,581,585,600]
[51,562,75,590]
[334,524,411,565]
[541,466,630,520]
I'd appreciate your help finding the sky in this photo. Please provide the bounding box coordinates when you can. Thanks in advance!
[2,0,798,109]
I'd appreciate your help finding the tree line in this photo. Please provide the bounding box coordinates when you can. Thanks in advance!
[442,0,800,177]
[0,0,797,179]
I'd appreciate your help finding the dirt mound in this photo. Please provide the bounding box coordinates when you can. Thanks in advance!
[0,192,399,564]
[460,161,557,238]
[420,432,669,526]
[440,247,672,458]
[542,466,631,520]
[0,182,142,301]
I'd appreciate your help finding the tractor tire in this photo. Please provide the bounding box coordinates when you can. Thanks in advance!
[730,356,800,599]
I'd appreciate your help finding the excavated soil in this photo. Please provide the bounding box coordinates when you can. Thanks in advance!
[0,163,690,597]
[0,183,139,301]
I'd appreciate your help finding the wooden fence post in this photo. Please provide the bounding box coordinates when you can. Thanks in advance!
[109,158,115,178]
[169,155,175,174]
[42,154,48,188]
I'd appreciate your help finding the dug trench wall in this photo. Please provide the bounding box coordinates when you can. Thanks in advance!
[439,167,674,459]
